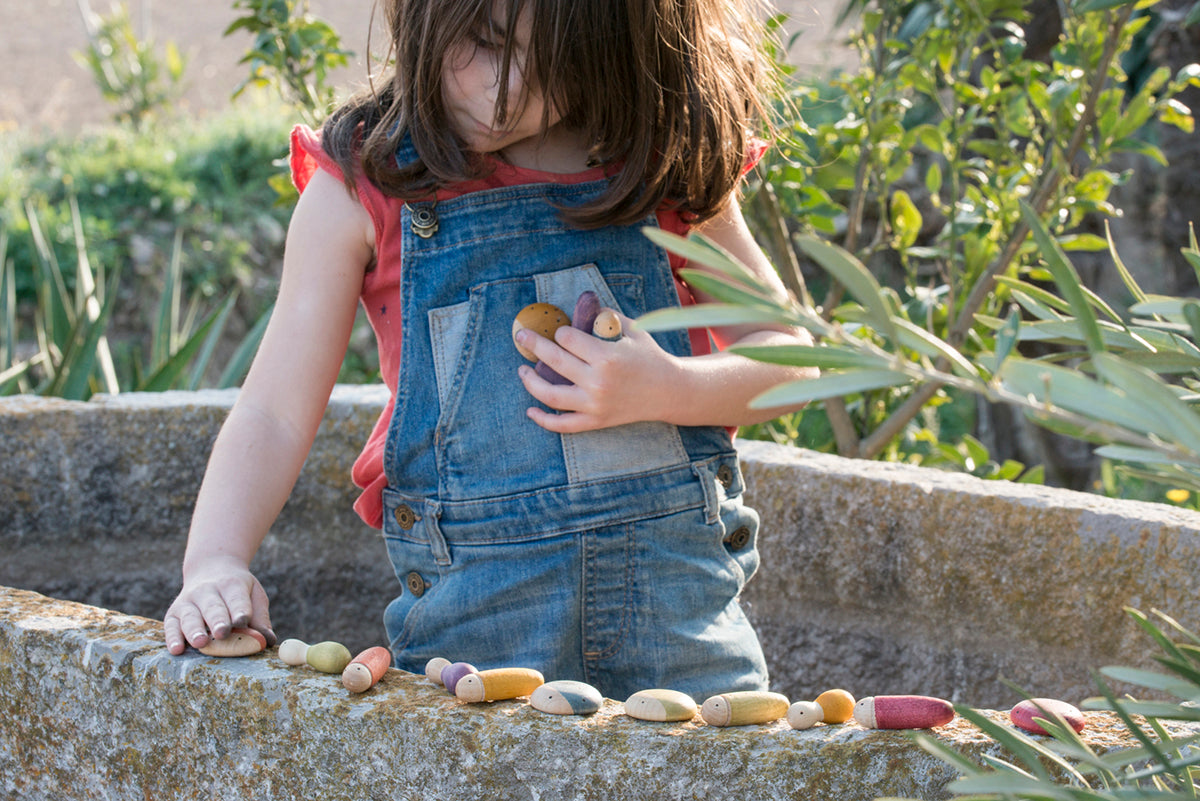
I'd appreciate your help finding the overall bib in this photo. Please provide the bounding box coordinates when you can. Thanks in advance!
[379,166,769,700]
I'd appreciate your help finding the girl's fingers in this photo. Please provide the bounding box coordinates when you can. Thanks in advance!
[519,364,582,411]
[163,614,188,656]
[248,580,276,647]
[190,584,234,641]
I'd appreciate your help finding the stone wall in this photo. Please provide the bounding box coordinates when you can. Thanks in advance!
[3,388,1200,713]
[0,585,1178,801]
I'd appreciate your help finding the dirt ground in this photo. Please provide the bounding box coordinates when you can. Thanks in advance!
[0,0,856,133]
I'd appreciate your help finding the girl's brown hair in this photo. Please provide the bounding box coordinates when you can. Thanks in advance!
[322,0,774,228]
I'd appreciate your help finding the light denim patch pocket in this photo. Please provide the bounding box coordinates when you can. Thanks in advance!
[535,264,690,484]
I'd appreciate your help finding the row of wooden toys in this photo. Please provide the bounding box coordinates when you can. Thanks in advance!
[197,630,1086,734]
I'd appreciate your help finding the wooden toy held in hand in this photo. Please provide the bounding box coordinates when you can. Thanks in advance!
[814,689,856,723]
[624,689,698,722]
[277,638,353,674]
[197,627,267,657]
[341,646,392,693]
[530,680,604,715]
[455,667,545,702]
[853,695,956,729]
[701,691,790,727]
[1010,698,1086,735]
[512,291,623,385]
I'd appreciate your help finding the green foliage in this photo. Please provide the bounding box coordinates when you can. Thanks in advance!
[74,1,186,130]
[0,200,265,399]
[225,0,352,127]
[745,0,1199,469]
[1,99,292,309]
[902,608,1200,799]
[641,208,1200,495]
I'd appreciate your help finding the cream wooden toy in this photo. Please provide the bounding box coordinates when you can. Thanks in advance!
[455,668,545,702]
[198,627,266,657]
[853,695,955,729]
[530,680,604,715]
[624,689,698,722]
[341,646,392,693]
[701,691,790,727]
[424,657,451,686]
[786,700,824,730]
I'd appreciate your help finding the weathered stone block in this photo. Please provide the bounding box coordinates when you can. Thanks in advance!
[3,391,1199,710]
[2,586,1179,801]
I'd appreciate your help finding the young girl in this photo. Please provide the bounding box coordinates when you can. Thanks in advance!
[164,0,814,700]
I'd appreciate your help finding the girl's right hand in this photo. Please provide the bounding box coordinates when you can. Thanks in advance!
[163,557,276,656]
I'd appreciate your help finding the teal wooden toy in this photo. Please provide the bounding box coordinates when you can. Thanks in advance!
[530,680,604,716]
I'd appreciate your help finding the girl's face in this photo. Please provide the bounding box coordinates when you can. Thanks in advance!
[441,3,560,157]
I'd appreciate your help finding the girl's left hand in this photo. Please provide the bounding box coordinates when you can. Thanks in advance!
[515,311,678,433]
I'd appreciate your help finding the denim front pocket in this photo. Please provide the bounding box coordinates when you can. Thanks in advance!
[426,264,689,499]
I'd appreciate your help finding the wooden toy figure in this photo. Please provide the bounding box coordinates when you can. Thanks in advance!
[624,689,698,722]
[853,695,955,729]
[814,689,856,723]
[1010,698,1086,735]
[530,680,604,715]
[701,690,790,727]
[512,291,624,385]
[342,646,392,693]
[277,638,353,674]
[455,668,545,702]
[198,627,266,657]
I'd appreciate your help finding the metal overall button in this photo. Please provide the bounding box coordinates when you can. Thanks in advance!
[716,464,735,490]
[408,202,439,238]
[725,526,751,551]
[394,504,418,530]
[406,572,429,597]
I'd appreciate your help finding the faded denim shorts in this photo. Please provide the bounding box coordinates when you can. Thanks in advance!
[380,453,769,701]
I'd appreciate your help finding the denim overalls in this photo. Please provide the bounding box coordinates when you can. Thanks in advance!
[378,151,769,700]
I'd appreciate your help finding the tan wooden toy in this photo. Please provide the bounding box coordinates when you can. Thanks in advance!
[624,689,698,722]
[341,646,392,693]
[700,691,790,727]
[197,627,266,658]
[512,303,570,360]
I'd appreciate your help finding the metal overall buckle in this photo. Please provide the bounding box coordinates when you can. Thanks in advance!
[408,201,439,239]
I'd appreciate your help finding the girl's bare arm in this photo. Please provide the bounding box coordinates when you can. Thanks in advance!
[164,169,374,654]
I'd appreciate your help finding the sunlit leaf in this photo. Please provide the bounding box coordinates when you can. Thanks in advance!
[997,358,1151,434]
[729,344,894,370]
[642,228,768,290]
[795,235,901,348]
[1022,202,1105,355]
[1093,353,1200,455]
[637,303,804,333]
[1099,666,1200,701]
[749,368,913,408]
